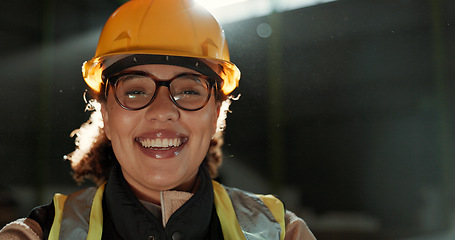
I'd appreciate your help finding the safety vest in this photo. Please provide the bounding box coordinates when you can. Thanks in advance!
[48,181,285,240]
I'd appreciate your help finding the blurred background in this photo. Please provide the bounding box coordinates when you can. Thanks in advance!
[0,0,454,239]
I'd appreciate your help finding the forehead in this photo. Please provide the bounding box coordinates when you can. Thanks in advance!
[124,64,200,78]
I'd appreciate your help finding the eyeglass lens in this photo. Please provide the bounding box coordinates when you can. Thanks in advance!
[114,73,211,110]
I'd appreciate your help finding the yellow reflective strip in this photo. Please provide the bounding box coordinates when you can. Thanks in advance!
[258,194,286,240]
[48,193,68,240]
[212,181,246,240]
[86,183,106,239]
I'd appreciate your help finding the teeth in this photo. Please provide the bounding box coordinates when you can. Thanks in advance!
[140,138,182,149]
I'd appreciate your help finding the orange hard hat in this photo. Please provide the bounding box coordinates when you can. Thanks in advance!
[82,0,240,94]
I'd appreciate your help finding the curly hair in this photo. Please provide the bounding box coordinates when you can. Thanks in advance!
[66,83,233,186]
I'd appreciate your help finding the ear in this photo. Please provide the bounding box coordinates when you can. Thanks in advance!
[101,102,112,140]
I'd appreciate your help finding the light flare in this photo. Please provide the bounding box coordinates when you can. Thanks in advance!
[64,100,104,168]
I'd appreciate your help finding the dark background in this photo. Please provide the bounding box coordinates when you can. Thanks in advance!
[1,0,454,239]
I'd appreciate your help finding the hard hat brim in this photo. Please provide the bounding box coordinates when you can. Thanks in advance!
[83,52,240,95]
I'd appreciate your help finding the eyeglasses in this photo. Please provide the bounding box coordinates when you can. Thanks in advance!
[106,71,215,111]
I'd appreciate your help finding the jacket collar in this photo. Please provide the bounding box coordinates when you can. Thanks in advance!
[104,163,215,239]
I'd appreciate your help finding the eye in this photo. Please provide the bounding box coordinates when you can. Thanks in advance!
[179,88,203,96]
[114,74,155,108]
[173,74,209,93]
[126,90,149,99]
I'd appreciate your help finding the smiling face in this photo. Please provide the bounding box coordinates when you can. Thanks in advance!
[101,64,220,203]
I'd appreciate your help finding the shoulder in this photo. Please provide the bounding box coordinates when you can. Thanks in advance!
[220,185,317,240]
[284,210,317,240]
[0,186,102,240]
[218,184,284,218]
[221,184,282,206]
[0,218,43,240]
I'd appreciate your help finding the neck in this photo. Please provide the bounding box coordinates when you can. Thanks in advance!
[122,170,200,205]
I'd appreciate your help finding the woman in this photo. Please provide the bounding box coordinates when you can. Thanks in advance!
[0,0,316,239]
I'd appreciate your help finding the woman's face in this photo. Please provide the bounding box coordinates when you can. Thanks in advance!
[101,64,220,199]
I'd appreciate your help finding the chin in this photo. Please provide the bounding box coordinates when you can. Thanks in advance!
[143,172,184,190]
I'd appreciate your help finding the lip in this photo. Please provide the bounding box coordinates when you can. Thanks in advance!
[135,130,188,159]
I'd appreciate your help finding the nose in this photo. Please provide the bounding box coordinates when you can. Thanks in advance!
[144,87,179,122]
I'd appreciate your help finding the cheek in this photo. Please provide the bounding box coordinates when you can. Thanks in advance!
[191,104,218,139]
[105,102,137,140]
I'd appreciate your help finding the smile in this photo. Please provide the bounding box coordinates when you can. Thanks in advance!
[137,138,185,150]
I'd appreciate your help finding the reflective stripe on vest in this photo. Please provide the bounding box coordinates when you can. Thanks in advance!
[49,183,105,239]
[49,181,285,240]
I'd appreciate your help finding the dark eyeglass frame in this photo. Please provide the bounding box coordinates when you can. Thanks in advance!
[105,70,216,111]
